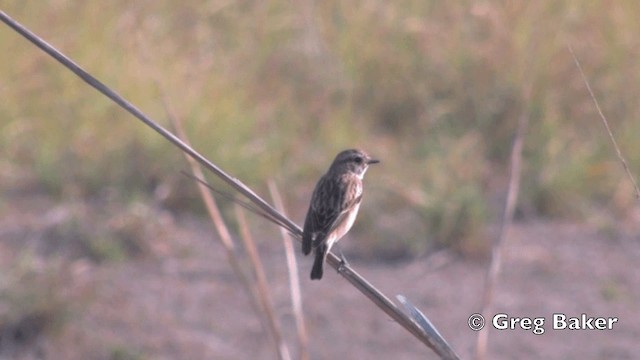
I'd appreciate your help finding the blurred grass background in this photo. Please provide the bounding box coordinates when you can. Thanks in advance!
[1,0,639,256]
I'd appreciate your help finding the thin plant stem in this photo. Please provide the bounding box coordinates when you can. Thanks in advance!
[568,44,640,200]
[235,206,291,360]
[268,181,309,360]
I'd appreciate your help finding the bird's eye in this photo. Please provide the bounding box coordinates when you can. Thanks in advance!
[354,156,363,164]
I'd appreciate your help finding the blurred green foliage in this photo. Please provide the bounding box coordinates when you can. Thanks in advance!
[0,250,70,348]
[1,1,639,254]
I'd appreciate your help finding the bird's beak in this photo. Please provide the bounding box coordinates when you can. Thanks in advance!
[367,158,380,165]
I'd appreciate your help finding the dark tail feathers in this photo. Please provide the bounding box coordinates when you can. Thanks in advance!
[310,247,325,280]
[302,233,312,255]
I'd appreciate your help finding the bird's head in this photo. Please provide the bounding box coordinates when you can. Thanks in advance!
[329,149,380,177]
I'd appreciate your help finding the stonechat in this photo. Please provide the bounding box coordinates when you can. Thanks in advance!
[302,149,379,280]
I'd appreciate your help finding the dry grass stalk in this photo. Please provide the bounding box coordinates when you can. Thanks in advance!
[568,45,640,200]
[475,73,534,359]
[475,108,529,360]
[235,205,291,360]
[158,74,264,317]
[138,32,290,357]
[268,181,309,360]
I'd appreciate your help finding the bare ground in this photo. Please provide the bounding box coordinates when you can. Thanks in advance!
[0,194,638,359]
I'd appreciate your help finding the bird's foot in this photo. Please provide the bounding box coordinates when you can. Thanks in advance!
[337,251,349,274]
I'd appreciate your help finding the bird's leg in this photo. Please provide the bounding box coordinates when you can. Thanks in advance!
[335,245,349,273]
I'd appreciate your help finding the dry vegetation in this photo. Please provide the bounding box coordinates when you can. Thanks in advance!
[1,1,639,359]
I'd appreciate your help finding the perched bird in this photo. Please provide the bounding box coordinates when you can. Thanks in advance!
[302,149,379,280]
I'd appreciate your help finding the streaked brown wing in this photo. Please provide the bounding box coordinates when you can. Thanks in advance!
[302,175,337,253]
[303,175,333,254]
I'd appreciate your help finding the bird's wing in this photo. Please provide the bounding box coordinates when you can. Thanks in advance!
[302,175,334,253]
[302,201,317,255]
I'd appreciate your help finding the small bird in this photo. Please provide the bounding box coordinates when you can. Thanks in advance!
[302,149,379,280]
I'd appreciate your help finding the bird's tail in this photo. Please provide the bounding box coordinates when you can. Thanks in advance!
[302,233,312,255]
[310,246,326,280]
